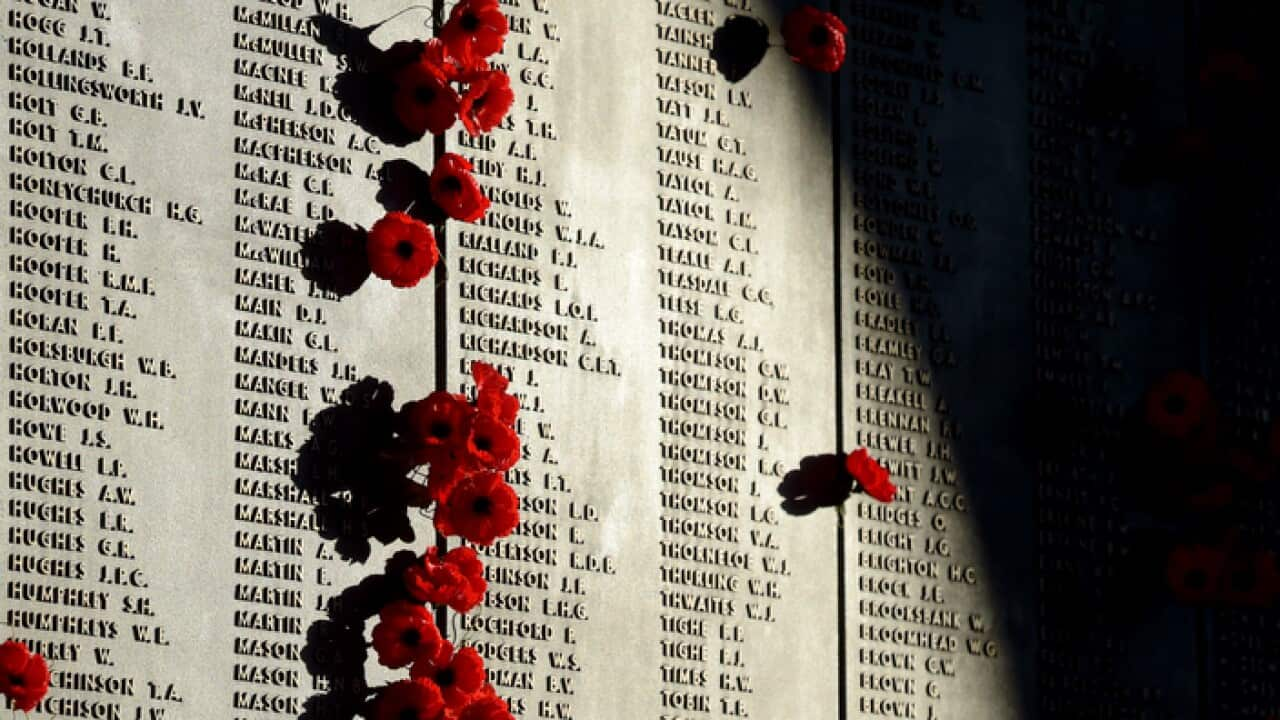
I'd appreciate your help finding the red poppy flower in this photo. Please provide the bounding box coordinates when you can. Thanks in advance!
[1186,481,1234,512]
[1222,551,1280,608]
[445,546,487,612]
[431,153,491,223]
[473,362,519,426]
[404,392,472,461]
[394,58,460,136]
[435,472,519,545]
[420,457,467,506]
[411,642,487,710]
[440,0,509,70]
[458,70,514,136]
[0,641,50,712]
[423,37,466,81]
[1166,545,1226,605]
[846,448,895,503]
[1199,50,1261,93]
[1143,371,1215,441]
[457,686,513,720]
[462,411,520,473]
[367,212,440,288]
[781,6,848,73]
[376,679,446,720]
[404,547,487,613]
[371,602,443,669]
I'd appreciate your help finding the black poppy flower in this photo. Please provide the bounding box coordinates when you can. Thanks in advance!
[459,70,514,136]
[434,472,519,546]
[367,212,439,288]
[371,602,443,669]
[430,153,491,222]
[441,0,509,70]
[411,641,487,711]
[394,58,460,136]
[781,5,848,73]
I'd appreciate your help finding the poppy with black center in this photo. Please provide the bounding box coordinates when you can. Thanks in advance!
[434,472,519,545]
[402,391,470,460]
[371,602,442,669]
[0,641,51,712]
[366,212,439,288]
[458,70,514,136]
[440,0,509,69]
[392,58,459,136]
[411,643,488,710]
[1166,545,1226,605]
[430,153,491,222]
[780,5,848,73]
[1142,370,1214,442]
[461,411,519,472]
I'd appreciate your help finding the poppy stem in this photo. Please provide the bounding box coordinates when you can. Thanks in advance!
[368,5,434,29]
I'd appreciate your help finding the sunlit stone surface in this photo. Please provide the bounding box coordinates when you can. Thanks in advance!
[1,1,1274,719]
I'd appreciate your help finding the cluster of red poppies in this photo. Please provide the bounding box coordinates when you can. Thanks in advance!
[846,447,897,503]
[0,641,49,713]
[781,5,848,73]
[365,0,514,289]
[364,361,522,720]
[1139,371,1280,607]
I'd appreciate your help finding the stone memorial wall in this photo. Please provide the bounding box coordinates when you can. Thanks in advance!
[2,0,1276,719]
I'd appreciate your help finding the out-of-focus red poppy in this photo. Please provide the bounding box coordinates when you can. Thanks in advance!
[1143,371,1216,443]
[1166,545,1227,605]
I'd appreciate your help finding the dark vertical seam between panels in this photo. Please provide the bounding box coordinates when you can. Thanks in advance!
[831,0,848,712]
[1185,0,1209,717]
[1022,1,1040,714]
[433,0,450,642]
